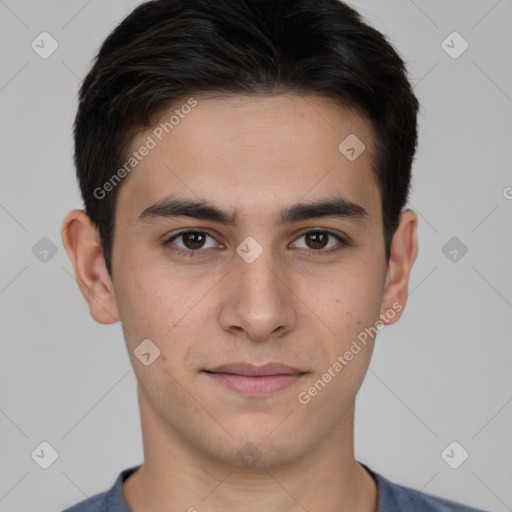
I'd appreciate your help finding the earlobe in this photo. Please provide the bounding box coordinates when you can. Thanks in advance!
[379,208,418,326]
[61,209,120,324]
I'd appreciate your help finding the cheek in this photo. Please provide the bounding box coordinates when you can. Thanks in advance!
[114,274,198,418]
[299,263,383,336]
[114,265,206,378]
[113,264,183,363]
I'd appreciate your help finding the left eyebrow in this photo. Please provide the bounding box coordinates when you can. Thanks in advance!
[135,194,370,228]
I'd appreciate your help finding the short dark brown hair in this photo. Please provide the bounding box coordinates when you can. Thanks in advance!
[74,0,420,279]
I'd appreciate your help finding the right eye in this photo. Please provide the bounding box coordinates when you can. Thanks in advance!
[164,231,223,257]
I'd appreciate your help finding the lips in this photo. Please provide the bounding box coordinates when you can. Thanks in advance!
[205,362,304,376]
[203,362,306,396]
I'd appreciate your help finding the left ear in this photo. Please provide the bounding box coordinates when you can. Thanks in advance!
[379,208,418,326]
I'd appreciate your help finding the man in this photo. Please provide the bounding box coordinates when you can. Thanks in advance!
[61,0,486,510]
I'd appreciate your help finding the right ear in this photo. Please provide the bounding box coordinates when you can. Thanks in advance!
[61,209,120,324]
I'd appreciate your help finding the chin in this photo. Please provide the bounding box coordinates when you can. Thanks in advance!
[209,435,307,470]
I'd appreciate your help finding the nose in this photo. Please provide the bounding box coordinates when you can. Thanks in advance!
[218,244,297,343]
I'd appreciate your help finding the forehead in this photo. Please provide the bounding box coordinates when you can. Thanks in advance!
[115,94,381,228]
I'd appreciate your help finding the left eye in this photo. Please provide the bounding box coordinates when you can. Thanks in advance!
[164,230,348,256]
[291,230,345,252]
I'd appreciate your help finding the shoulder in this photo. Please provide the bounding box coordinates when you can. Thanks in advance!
[61,464,141,512]
[383,479,489,512]
[361,464,489,512]
[61,491,108,512]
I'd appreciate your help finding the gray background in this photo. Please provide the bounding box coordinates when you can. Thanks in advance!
[0,0,511,511]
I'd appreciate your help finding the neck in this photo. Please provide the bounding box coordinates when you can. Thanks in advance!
[122,386,378,512]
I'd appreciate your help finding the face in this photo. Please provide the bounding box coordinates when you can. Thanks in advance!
[64,93,417,468]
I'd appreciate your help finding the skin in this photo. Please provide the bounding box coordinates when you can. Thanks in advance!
[62,93,418,512]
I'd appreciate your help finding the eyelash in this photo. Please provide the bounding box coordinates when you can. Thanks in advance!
[163,230,350,258]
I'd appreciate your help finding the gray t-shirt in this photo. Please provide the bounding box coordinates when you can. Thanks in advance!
[62,463,488,511]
